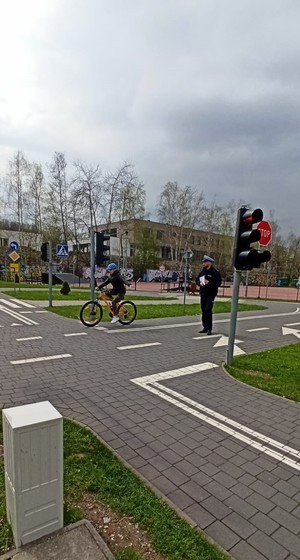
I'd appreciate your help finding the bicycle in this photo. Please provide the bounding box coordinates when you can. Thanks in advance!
[79,288,137,327]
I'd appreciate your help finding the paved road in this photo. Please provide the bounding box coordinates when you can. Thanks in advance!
[1,295,300,559]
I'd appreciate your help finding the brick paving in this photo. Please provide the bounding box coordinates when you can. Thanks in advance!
[1,295,300,559]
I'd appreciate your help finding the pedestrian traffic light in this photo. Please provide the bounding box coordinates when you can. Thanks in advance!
[95,232,110,266]
[233,207,271,270]
[40,242,49,262]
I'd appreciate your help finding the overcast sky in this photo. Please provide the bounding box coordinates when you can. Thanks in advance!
[1,0,300,237]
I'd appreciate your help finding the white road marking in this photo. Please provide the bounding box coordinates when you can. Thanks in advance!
[131,363,300,472]
[16,336,43,341]
[20,311,33,314]
[35,310,47,313]
[285,322,300,326]
[108,308,300,334]
[11,353,72,364]
[214,335,245,356]
[192,334,220,340]
[0,299,20,308]
[132,363,218,385]
[247,327,269,332]
[64,332,87,337]
[282,326,300,339]
[117,342,161,350]
[14,300,35,308]
[0,303,39,325]
[11,323,23,326]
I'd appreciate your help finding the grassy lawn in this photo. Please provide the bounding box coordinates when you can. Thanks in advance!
[0,418,228,559]
[48,302,266,322]
[3,289,176,302]
[226,343,300,402]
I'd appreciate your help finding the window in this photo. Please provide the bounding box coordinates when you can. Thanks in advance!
[0,238,8,247]
[156,230,163,240]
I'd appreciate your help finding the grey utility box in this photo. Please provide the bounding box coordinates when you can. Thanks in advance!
[2,401,63,548]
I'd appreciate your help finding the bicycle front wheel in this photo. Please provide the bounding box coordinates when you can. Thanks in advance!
[118,301,137,325]
[80,301,103,327]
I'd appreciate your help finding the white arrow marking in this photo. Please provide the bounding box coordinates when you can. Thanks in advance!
[282,326,300,339]
[214,335,245,355]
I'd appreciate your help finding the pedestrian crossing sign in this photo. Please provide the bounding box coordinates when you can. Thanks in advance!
[56,244,69,258]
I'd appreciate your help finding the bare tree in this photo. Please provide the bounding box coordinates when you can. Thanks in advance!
[157,181,205,265]
[45,152,69,243]
[6,151,30,254]
[104,162,146,228]
[71,160,105,236]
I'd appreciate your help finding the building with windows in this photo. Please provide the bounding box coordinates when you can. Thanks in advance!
[89,219,233,269]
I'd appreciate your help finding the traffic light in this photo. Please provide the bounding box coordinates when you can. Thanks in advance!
[40,242,49,262]
[95,232,110,266]
[233,207,271,270]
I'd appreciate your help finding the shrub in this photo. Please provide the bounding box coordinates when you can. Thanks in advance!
[60,281,71,295]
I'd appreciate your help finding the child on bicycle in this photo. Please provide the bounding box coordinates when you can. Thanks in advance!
[97,263,131,323]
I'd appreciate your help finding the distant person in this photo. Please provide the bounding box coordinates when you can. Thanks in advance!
[195,255,221,335]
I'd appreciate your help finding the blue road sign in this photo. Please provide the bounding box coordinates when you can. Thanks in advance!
[10,241,19,251]
[56,244,69,258]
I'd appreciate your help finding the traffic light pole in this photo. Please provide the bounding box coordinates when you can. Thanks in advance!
[90,227,95,301]
[226,268,241,366]
[48,240,53,308]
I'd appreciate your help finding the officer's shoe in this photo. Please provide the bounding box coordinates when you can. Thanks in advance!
[207,330,212,336]
[198,328,207,333]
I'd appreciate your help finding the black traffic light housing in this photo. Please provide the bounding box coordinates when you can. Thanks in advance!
[95,232,110,266]
[40,242,49,262]
[233,207,271,270]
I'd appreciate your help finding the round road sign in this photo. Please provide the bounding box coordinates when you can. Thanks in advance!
[257,221,272,246]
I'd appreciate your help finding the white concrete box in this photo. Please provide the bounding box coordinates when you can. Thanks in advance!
[2,401,63,548]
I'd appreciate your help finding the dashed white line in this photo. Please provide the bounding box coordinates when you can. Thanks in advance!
[64,332,87,337]
[286,322,300,326]
[16,336,43,341]
[35,310,47,313]
[246,327,269,332]
[117,342,161,350]
[11,353,72,364]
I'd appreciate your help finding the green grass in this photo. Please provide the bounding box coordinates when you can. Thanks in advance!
[3,290,176,302]
[63,420,228,560]
[226,343,300,402]
[48,301,265,322]
[0,417,228,559]
[0,281,46,289]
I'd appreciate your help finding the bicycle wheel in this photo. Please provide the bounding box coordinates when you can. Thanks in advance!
[80,301,103,327]
[118,301,137,325]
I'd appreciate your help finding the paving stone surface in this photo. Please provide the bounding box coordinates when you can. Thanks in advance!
[1,295,300,559]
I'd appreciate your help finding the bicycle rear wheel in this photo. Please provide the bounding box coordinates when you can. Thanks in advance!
[118,301,137,325]
[80,301,103,327]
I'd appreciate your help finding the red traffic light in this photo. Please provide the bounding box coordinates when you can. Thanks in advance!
[233,207,271,271]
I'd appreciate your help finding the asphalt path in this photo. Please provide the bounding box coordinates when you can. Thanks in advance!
[1,295,300,559]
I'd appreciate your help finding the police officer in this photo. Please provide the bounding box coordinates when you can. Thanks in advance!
[196,255,221,335]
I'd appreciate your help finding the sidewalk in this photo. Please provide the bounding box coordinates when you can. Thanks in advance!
[0,520,115,560]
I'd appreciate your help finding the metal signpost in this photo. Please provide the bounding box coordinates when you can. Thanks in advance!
[48,241,53,307]
[90,228,95,301]
[159,265,165,293]
[183,249,193,312]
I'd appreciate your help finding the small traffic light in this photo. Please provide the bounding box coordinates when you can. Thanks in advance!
[233,207,271,270]
[95,232,110,266]
[40,242,49,262]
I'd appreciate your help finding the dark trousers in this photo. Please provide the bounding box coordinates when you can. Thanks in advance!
[200,295,215,331]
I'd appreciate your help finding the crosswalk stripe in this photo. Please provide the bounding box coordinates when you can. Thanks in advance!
[0,299,20,308]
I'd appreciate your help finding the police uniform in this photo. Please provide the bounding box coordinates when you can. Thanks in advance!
[195,255,221,335]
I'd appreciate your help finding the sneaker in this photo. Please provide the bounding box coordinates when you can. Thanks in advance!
[111,316,119,324]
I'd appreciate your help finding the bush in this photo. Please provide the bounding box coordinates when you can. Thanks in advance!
[60,281,71,295]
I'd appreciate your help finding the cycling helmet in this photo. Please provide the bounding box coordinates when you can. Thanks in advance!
[106,262,117,271]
